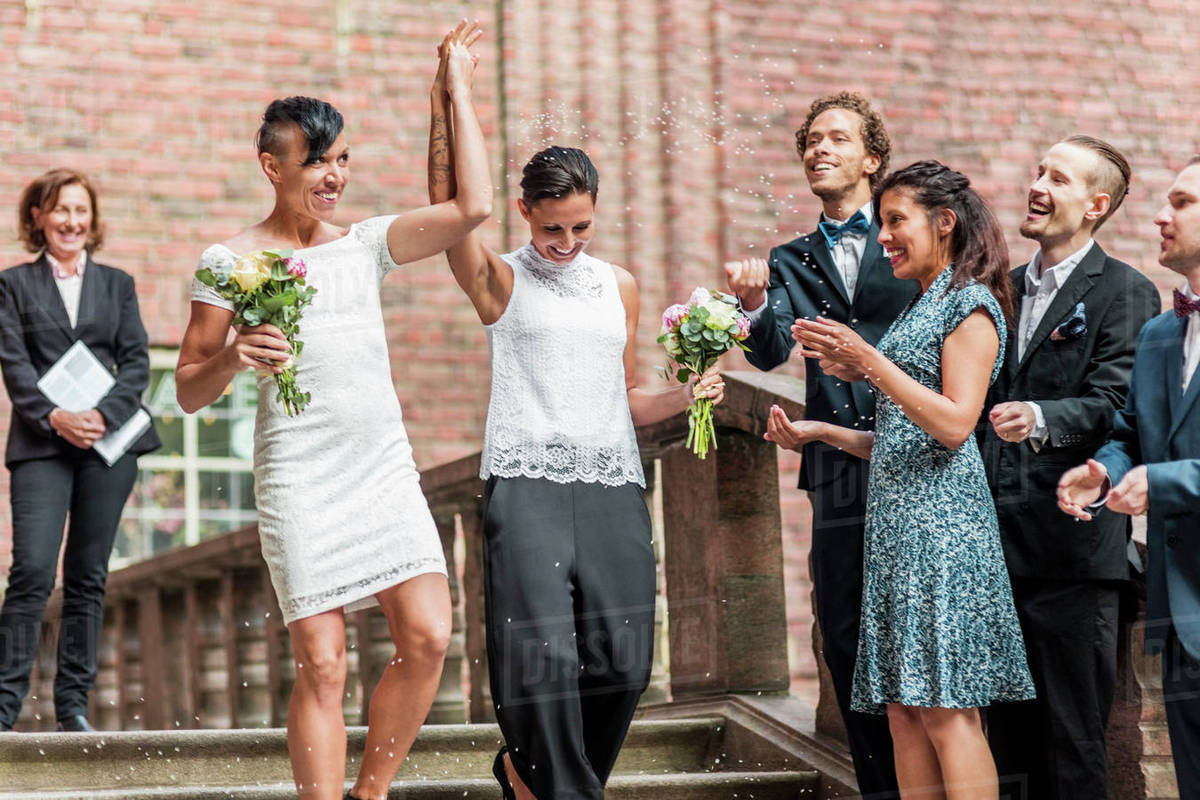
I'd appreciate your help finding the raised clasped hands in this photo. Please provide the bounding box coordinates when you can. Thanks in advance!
[229,323,290,375]
[1057,458,1148,521]
[435,19,482,98]
[723,257,769,312]
[792,316,873,382]
[764,404,824,452]
[49,407,106,450]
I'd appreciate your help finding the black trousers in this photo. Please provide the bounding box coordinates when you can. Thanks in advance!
[1159,625,1200,800]
[482,476,656,800]
[987,578,1120,800]
[0,452,138,726]
[809,460,899,798]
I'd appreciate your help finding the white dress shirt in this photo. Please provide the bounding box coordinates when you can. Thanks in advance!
[823,200,873,299]
[45,251,87,328]
[1017,240,1094,448]
[1182,283,1200,392]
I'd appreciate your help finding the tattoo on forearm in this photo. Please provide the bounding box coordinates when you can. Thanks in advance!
[428,113,451,187]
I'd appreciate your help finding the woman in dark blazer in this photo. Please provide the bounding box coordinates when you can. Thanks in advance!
[0,168,159,732]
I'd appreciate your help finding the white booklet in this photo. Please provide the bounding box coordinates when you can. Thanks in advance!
[36,340,152,466]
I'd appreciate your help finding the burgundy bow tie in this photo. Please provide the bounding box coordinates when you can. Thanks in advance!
[1175,288,1200,318]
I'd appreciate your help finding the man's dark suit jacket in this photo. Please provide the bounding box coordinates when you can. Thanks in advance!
[0,255,160,468]
[744,221,919,489]
[981,244,1159,581]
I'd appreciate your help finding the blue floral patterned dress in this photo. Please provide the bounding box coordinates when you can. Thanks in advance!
[851,266,1035,714]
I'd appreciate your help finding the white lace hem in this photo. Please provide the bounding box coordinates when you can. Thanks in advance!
[481,441,645,488]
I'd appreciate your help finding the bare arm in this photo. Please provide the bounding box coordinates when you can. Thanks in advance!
[383,34,493,267]
[616,268,724,426]
[763,405,875,460]
[796,309,1000,450]
[175,302,289,414]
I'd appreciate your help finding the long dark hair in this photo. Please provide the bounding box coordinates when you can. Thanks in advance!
[874,160,1014,325]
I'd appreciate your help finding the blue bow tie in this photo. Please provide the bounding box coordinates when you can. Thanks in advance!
[818,210,871,249]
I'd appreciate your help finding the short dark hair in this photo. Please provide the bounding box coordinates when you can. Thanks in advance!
[794,92,891,191]
[1060,134,1131,231]
[17,168,104,254]
[256,96,345,165]
[875,160,1014,326]
[519,146,599,206]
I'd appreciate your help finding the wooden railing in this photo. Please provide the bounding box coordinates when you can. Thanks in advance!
[13,370,1175,797]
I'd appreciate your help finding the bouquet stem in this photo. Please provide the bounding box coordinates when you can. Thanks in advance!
[686,396,717,459]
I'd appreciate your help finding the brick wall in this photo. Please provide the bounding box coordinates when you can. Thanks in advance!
[2,0,1198,691]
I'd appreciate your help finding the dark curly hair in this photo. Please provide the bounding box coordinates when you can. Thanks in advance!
[874,160,1015,326]
[794,92,891,191]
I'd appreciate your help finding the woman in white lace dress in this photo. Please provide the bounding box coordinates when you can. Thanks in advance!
[428,65,724,800]
[175,28,491,800]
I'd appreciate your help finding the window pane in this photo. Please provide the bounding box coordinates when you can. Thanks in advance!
[113,469,187,562]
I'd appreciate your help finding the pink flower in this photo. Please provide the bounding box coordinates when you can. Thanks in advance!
[735,315,751,339]
[688,287,712,307]
[286,258,307,279]
[661,303,689,331]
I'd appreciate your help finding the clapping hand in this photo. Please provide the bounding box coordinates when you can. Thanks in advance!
[49,408,106,450]
[763,404,825,452]
[792,316,874,382]
[723,257,769,312]
[1057,459,1108,521]
[1107,465,1149,516]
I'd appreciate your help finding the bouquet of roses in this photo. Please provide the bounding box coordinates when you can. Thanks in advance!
[657,287,751,459]
[195,249,317,416]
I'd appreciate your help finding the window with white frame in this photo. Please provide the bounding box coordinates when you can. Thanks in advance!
[113,348,257,566]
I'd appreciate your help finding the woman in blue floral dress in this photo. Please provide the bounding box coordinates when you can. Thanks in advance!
[770,161,1033,799]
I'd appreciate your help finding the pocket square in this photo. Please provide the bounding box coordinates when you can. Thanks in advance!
[1049,302,1087,341]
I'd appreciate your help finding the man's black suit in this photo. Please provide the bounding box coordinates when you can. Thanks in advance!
[980,244,1159,799]
[0,255,160,727]
[744,220,918,796]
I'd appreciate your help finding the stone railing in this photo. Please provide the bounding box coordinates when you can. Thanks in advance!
[13,371,1175,798]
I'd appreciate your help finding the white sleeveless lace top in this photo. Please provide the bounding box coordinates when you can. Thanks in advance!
[481,244,644,488]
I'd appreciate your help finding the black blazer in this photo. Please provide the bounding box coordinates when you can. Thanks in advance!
[980,244,1160,580]
[0,255,160,468]
[744,220,920,491]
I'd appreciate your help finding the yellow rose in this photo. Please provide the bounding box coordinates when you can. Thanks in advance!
[230,251,273,293]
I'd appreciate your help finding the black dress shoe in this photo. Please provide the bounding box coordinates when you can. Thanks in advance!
[55,715,95,732]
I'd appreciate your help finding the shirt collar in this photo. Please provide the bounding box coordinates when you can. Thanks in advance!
[820,200,874,231]
[1182,283,1200,303]
[44,251,87,280]
[1025,238,1094,295]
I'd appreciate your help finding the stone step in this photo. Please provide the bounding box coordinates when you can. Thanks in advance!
[0,718,727,793]
[0,771,820,800]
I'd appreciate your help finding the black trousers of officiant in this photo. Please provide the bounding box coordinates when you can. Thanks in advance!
[482,476,656,800]
[0,452,138,727]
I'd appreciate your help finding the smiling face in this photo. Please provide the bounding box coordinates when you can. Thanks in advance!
[1155,163,1200,277]
[519,191,595,263]
[31,182,94,265]
[263,125,349,222]
[1019,142,1110,247]
[877,187,954,286]
[801,108,881,206]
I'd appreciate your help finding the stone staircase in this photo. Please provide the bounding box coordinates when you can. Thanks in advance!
[0,717,822,799]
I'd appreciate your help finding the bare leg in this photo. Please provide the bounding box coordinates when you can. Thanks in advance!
[505,749,538,800]
[287,610,349,800]
[888,704,947,799]
[348,574,452,800]
[920,707,998,800]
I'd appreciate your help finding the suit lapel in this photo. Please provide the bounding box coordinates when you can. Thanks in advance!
[807,236,851,306]
[1006,264,1029,382]
[1166,316,1185,421]
[30,254,75,338]
[1013,246,1105,378]
[74,256,101,331]
[851,225,885,304]
[1170,318,1200,441]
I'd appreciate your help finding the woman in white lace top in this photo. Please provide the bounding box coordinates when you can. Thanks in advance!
[429,64,724,800]
[175,25,491,800]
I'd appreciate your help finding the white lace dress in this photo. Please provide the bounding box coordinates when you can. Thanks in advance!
[191,216,446,624]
